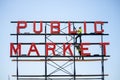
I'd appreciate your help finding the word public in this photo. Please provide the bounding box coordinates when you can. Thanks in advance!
[16,21,105,34]
[10,21,110,57]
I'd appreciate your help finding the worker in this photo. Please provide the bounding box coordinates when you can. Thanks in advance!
[77,27,82,34]
[75,44,84,60]
[75,27,84,60]
[75,27,82,43]
[75,44,81,53]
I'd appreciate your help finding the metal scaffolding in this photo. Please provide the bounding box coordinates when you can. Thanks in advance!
[10,21,110,80]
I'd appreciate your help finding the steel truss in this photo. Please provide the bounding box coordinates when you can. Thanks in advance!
[10,21,109,80]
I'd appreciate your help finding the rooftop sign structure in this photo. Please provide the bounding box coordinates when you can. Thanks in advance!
[10,21,110,80]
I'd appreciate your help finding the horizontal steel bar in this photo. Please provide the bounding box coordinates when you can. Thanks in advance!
[11,42,107,45]
[10,33,109,36]
[12,59,108,62]
[10,55,110,58]
[11,21,108,23]
[17,78,102,79]
[12,74,108,77]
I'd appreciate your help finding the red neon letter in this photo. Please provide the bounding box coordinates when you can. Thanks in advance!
[28,43,40,56]
[46,43,56,56]
[63,43,73,56]
[100,42,110,56]
[68,22,77,34]
[80,43,91,56]
[17,21,27,34]
[10,43,21,56]
[84,21,87,34]
[33,21,43,34]
[51,21,60,34]
[94,21,104,34]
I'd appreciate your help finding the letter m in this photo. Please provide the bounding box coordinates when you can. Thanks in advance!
[10,43,21,56]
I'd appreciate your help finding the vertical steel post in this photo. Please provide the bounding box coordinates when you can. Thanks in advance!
[45,23,47,80]
[101,24,104,80]
[16,33,18,80]
[73,23,76,80]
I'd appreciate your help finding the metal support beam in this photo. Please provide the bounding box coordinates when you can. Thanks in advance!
[11,21,108,23]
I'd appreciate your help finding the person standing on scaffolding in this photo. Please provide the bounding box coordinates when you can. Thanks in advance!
[76,26,82,43]
[75,26,83,59]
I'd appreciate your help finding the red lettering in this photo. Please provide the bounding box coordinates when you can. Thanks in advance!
[63,43,73,56]
[100,42,110,56]
[46,43,56,56]
[80,43,91,56]
[94,21,104,34]
[28,43,40,56]
[33,21,43,34]
[17,21,27,34]
[10,43,21,56]
[51,21,60,34]
[68,22,77,34]
[84,21,87,34]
